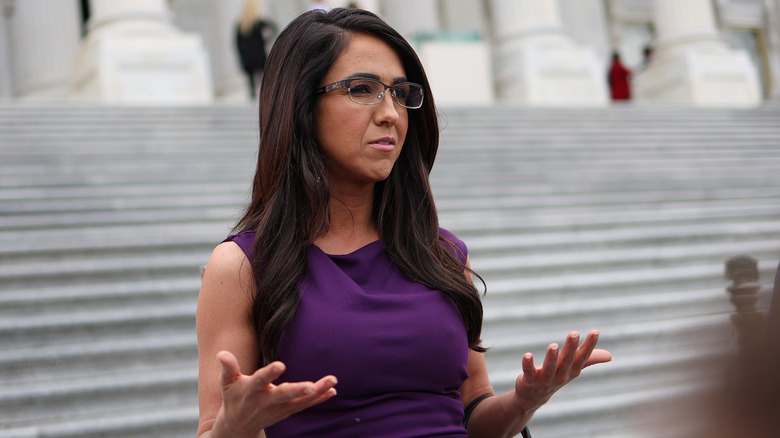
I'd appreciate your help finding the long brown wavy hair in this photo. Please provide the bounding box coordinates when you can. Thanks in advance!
[234,8,485,365]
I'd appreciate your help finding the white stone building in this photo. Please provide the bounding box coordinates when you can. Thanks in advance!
[1,0,778,106]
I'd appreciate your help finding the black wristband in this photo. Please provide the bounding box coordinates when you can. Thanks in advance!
[463,394,492,428]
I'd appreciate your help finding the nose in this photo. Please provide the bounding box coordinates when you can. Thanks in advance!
[374,89,401,126]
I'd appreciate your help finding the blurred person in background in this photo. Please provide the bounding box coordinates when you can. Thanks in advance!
[608,51,631,101]
[235,0,277,99]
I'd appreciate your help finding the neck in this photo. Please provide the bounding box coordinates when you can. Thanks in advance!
[315,183,380,254]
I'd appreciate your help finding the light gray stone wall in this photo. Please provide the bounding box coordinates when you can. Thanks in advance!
[0,2,13,99]
[7,0,81,99]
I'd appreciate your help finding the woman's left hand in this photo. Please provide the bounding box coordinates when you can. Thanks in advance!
[512,330,612,413]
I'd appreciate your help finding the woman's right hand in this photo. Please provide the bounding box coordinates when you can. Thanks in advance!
[211,350,338,438]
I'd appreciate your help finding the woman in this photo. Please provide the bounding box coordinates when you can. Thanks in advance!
[235,0,276,99]
[197,8,611,438]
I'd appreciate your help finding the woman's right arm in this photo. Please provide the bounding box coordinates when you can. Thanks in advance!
[196,242,338,438]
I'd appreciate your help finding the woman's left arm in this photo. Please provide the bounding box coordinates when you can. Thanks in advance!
[461,331,612,438]
[460,258,612,438]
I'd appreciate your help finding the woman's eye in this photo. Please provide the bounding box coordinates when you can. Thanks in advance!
[393,87,409,99]
[349,84,374,95]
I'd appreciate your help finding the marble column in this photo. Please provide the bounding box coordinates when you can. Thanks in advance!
[633,0,761,106]
[489,0,607,106]
[765,0,780,100]
[208,0,246,101]
[380,0,439,40]
[416,0,494,105]
[440,0,485,34]
[0,2,13,99]
[70,0,213,103]
[168,0,239,100]
[5,0,81,99]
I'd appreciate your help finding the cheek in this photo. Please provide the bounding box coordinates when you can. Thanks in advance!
[317,106,371,157]
[397,117,409,147]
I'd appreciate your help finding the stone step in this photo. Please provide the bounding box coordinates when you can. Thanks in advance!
[0,329,197,385]
[0,181,249,202]
[437,185,780,209]
[482,286,733,337]
[465,219,780,252]
[0,168,250,188]
[0,192,247,215]
[0,405,198,438]
[473,238,780,277]
[481,262,729,302]
[485,312,732,380]
[0,206,240,231]
[0,277,201,318]
[0,297,195,349]
[0,222,228,258]
[0,255,207,294]
[0,365,197,428]
[441,200,780,233]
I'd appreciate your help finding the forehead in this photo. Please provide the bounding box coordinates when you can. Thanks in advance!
[323,33,406,83]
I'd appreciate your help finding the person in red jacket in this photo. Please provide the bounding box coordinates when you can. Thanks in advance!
[608,52,631,101]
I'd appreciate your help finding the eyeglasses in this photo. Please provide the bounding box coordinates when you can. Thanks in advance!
[316,77,424,109]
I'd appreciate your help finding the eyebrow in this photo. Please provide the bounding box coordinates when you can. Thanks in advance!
[346,72,408,84]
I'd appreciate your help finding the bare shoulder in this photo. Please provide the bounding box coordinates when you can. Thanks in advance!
[197,241,256,334]
[201,241,255,301]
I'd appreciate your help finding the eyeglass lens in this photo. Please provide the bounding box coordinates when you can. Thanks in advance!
[348,79,423,108]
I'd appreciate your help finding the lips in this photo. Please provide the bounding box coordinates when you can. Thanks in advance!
[369,137,396,151]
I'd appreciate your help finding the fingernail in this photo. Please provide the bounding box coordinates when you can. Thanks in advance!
[303,388,314,395]
[329,377,338,385]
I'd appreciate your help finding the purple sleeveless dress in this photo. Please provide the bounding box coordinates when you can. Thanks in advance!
[224,229,470,437]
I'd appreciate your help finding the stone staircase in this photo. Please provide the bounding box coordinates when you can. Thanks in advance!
[1,103,779,437]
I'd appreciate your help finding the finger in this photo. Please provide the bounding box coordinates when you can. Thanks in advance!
[274,381,319,402]
[521,353,536,384]
[557,332,580,372]
[250,361,288,390]
[311,387,338,403]
[274,384,338,417]
[539,344,559,384]
[583,349,613,368]
[276,375,338,403]
[312,375,339,392]
[217,350,242,389]
[299,376,338,404]
[572,330,600,370]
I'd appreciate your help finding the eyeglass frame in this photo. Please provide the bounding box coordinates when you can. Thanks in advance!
[315,77,425,109]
